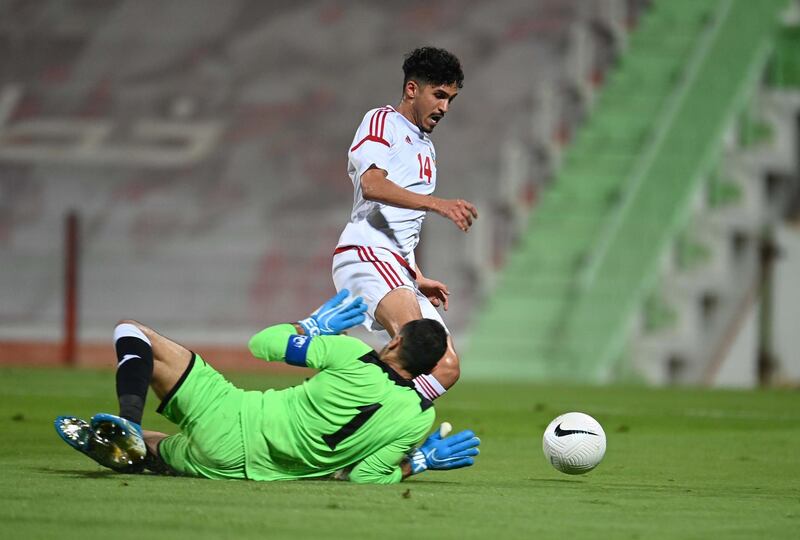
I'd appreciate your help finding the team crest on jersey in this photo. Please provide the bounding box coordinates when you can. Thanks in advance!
[405,135,412,145]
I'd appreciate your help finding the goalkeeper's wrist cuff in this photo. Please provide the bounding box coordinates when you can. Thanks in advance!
[408,448,427,475]
[297,317,320,337]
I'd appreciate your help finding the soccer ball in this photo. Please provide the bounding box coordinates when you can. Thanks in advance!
[542,412,606,475]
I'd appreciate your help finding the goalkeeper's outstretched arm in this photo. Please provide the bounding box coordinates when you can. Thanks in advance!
[344,423,480,484]
[248,289,367,364]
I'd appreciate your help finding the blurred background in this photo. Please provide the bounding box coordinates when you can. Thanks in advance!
[1,0,798,387]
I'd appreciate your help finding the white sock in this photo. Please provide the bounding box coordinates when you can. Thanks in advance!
[113,323,150,346]
[413,373,446,400]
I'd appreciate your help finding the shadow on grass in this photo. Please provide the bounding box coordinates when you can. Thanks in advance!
[36,467,176,481]
[38,467,120,479]
[527,477,585,484]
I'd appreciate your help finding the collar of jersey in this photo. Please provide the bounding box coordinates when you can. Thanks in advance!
[387,104,430,142]
[359,350,433,410]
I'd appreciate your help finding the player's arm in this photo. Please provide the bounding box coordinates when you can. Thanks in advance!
[345,438,415,484]
[349,109,477,230]
[247,323,307,365]
[360,167,478,232]
[346,423,480,484]
[413,262,450,310]
[247,290,369,368]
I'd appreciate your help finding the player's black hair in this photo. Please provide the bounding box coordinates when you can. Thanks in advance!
[402,47,464,89]
[397,318,449,377]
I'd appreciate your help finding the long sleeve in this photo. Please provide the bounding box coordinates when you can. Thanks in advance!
[248,324,372,369]
[247,323,299,363]
[347,440,409,484]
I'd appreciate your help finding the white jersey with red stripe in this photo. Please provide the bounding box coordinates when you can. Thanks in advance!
[336,105,437,268]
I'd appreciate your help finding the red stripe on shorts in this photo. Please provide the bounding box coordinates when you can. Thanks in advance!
[334,245,417,280]
[368,247,404,287]
[356,246,398,289]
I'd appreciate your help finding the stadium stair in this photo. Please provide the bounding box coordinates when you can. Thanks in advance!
[464,0,791,382]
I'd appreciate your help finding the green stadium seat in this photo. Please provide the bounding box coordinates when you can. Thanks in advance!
[464,0,788,381]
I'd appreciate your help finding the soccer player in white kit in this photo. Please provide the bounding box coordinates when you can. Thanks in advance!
[333,47,478,401]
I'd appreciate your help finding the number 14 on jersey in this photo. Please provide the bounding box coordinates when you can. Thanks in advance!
[417,153,432,184]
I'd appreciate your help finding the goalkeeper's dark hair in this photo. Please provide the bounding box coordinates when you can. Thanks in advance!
[397,319,448,377]
[402,47,464,89]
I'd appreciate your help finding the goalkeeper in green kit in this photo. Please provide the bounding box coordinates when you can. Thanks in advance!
[54,290,480,484]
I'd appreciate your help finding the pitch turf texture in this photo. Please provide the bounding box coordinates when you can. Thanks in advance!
[2,368,798,539]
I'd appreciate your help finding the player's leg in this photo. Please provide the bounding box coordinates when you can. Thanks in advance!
[117,325,190,442]
[55,319,192,472]
[113,320,250,479]
[106,318,192,419]
[416,291,461,393]
[154,355,248,480]
[143,430,168,453]
[106,320,247,478]
[333,247,458,399]
[139,430,179,475]
[122,320,194,401]
[374,288,460,398]
[111,320,190,475]
[55,319,162,472]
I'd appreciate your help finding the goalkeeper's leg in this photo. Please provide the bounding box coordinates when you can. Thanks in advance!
[54,415,134,472]
[98,320,194,471]
[140,430,179,475]
[113,320,194,416]
[111,321,248,480]
[55,320,195,472]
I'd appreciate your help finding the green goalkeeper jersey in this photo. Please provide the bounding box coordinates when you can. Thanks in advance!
[244,324,435,484]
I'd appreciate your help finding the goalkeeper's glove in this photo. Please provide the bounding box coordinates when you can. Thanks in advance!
[298,289,367,337]
[407,424,480,475]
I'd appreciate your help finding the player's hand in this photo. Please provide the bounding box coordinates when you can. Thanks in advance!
[417,276,450,311]
[407,423,480,474]
[434,198,478,232]
[298,289,367,336]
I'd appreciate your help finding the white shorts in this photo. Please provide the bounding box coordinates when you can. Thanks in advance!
[332,245,448,335]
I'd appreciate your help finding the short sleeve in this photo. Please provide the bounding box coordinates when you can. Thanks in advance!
[348,109,397,181]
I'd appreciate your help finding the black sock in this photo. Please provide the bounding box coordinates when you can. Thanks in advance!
[113,323,154,425]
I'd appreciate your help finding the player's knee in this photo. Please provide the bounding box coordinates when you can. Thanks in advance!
[116,319,145,332]
[115,319,154,341]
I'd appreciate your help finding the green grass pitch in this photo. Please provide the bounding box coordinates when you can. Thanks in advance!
[1,366,798,539]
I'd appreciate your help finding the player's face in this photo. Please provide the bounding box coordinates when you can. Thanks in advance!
[412,82,459,133]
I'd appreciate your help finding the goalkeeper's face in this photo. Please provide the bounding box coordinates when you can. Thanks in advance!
[378,335,410,377]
